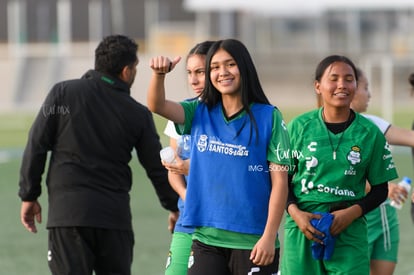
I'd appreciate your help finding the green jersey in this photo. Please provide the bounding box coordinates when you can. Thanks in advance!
[287,108,398,217]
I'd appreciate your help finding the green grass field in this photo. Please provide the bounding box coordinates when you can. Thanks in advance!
[1,110,413,275]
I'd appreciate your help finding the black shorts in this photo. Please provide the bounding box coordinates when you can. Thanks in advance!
[48,227,134,275]
[188,240,280,275]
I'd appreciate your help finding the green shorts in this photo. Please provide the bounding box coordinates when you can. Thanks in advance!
[366,202,399,262]
[165,232,193,275]
[281,216,369,275]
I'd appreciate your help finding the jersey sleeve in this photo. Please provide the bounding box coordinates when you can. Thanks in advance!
[134,109,179,212]
[18,86,59,201]
[175,100,199,135]
[366,129,398,185]
[286,117,301,176]
[267,108,291,166]
[363,114,391,134]
[164,120,180,140]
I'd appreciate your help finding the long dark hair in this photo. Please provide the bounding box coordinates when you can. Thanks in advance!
[187,40,215,59]
[200,39,271,144]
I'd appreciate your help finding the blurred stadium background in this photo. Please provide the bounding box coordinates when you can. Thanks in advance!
[1,0,413,274]
[0,0,414,118]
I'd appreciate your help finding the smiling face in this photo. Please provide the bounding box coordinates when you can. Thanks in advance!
[314,61,356,109]
[209,48,241,97]
[186,54,206,96]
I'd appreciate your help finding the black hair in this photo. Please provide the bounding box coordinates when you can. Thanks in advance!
[94,35,138,76]
[187,40,215,59]
[314,55,358,83]
[201,39,271,143]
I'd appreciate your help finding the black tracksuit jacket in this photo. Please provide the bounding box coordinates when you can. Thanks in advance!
[18,70,178,230]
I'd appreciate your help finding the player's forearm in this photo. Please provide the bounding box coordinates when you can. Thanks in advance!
[147,73,167,114]
[263,168,288,239]
[168,172,187,200]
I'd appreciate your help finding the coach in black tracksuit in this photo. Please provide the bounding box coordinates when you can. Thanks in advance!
[18,35,178,275]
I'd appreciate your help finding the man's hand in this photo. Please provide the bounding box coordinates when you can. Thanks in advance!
[168,211,179,233]
[21,200,42,233]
